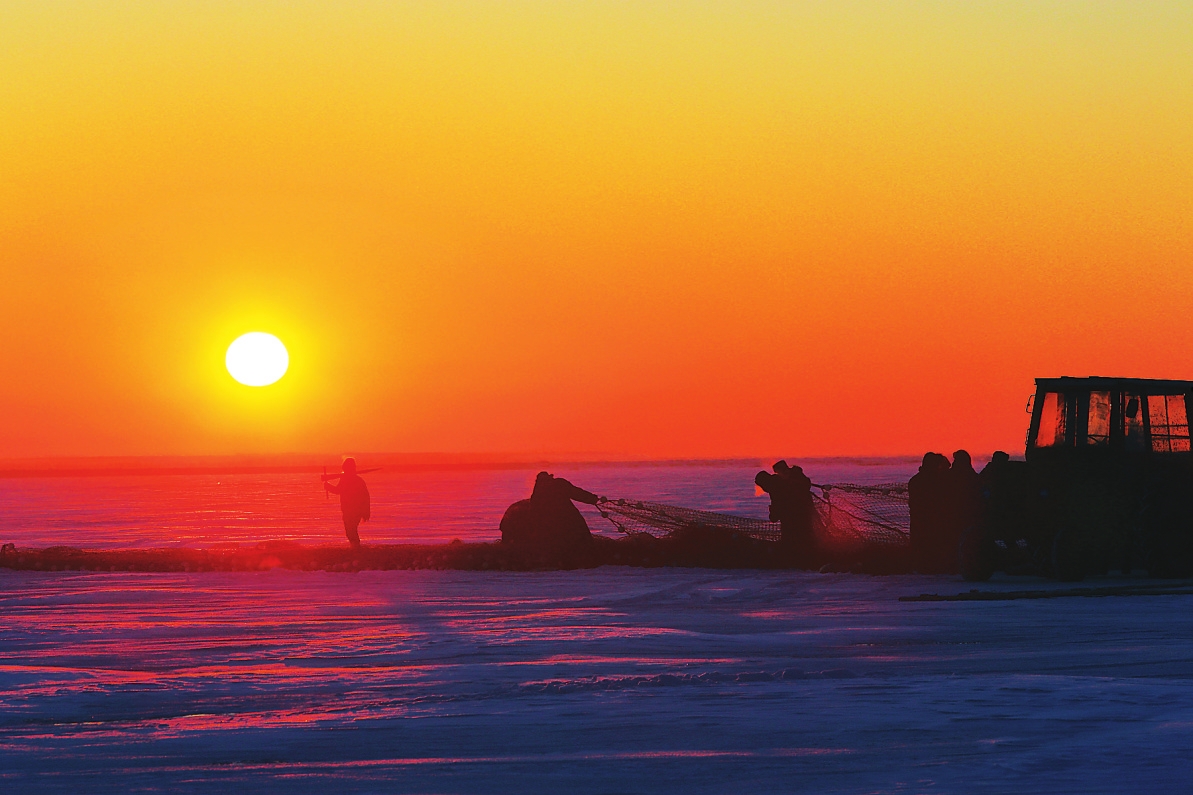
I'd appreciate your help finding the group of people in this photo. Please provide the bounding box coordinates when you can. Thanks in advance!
[322,460,604,553]
[323,457,823,564]
[908,449,1008,573]
[497,462,820,564]
[323,458,824,565]
[324,454,1007,576]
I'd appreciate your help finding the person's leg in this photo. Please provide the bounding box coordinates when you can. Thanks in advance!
[344,516,361,548]
[780,514,817,569]
[778,518,799,566]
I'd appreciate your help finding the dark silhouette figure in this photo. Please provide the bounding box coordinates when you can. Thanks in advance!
[500,472,600,551]
[978,451,1013,532]
[324,458,371,549]
[909,452,951,572]
[982,450,1011,473]
[755,460,816,565]
[941,449,982,574]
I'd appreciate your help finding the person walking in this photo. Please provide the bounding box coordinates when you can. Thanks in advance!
[324,457,371,549]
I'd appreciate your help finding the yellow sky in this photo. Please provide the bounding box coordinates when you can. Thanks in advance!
[1,2,1191,457]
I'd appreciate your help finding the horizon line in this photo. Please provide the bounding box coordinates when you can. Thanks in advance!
[0,452,943,479]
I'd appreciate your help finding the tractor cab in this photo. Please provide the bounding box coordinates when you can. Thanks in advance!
[1026,377,1193,459]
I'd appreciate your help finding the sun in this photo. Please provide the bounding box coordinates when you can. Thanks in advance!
[225,332,289,387]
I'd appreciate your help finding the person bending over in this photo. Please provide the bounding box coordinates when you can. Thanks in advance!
[755,460,815,564]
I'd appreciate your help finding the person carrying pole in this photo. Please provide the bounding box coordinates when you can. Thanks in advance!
[323,457,372,549]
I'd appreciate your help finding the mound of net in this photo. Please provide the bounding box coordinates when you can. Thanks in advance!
[596,499,782,542]
[813,483,909,548]
[596,483,910,549]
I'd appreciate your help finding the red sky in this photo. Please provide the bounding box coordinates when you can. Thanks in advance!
[1,3,1191,459]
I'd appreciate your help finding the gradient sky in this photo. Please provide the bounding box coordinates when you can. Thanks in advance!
[1,2,1190,459]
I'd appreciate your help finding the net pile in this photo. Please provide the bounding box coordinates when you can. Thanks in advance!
[596,499,782,542]
[814,483,909,548]
[596,483,910,549]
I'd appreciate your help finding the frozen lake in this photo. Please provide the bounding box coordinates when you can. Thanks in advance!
[2,459,1187,791]
[0,458,920,549]
[3,567,1191,793]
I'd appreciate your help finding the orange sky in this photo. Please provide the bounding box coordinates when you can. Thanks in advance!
[1,2,1191,459]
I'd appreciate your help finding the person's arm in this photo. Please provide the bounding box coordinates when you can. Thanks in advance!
[570,486,599,505]
[361,483,371,521]
[558,478,599,505]
[325,479,342,495]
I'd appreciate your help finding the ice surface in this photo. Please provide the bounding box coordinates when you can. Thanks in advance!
[4,458,1173,792]
[2,567,1191,793]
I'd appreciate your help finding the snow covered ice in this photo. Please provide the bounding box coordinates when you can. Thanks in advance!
[2,461,1188,791]
[3,567,1192,793]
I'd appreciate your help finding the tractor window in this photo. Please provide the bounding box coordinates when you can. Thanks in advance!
[1035,392,1067,448]
[1148,395,1191,453]
[1123,393,1146,451]
[1086,391,1111,446]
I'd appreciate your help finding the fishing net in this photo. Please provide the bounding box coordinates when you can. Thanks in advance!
[596,483,910,549]
[596,499,783,542]
[814,483,909,548]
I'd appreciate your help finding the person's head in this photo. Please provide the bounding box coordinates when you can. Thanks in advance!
[991,451,1010,465]
[342,457,357,475]
[535,471,552,486]
[773,460,790,473]
[929,452,950,472]
[952,450,972,470]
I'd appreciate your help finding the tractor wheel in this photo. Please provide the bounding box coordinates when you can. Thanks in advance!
[1051,527,1085,582]
[958,525,993,582]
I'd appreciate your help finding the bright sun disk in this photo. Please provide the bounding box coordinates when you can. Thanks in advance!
[226,332,289,387]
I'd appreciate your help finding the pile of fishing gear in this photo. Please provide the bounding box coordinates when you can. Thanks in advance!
[596,483,910,549]
[813,483,909,547]
[596,499,782,542]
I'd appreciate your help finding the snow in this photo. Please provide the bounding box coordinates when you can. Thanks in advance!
[2,567,1191,793]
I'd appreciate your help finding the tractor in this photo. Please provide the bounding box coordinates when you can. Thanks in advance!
[959,377,1193,581]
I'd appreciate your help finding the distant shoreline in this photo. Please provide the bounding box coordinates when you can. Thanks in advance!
[0,454,924,479]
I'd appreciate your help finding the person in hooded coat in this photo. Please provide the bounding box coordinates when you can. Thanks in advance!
[500,472,600,551]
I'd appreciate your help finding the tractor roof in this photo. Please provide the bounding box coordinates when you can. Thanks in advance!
[1036,376,1193,394]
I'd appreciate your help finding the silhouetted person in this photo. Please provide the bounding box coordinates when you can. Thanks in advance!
[980,449,1018,538]
[909,452,951,572]
[941,449,981,574]
[982,450,1010,474]
[325,457,371,549]
[500,472,600,551]
[755,460,816,565]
